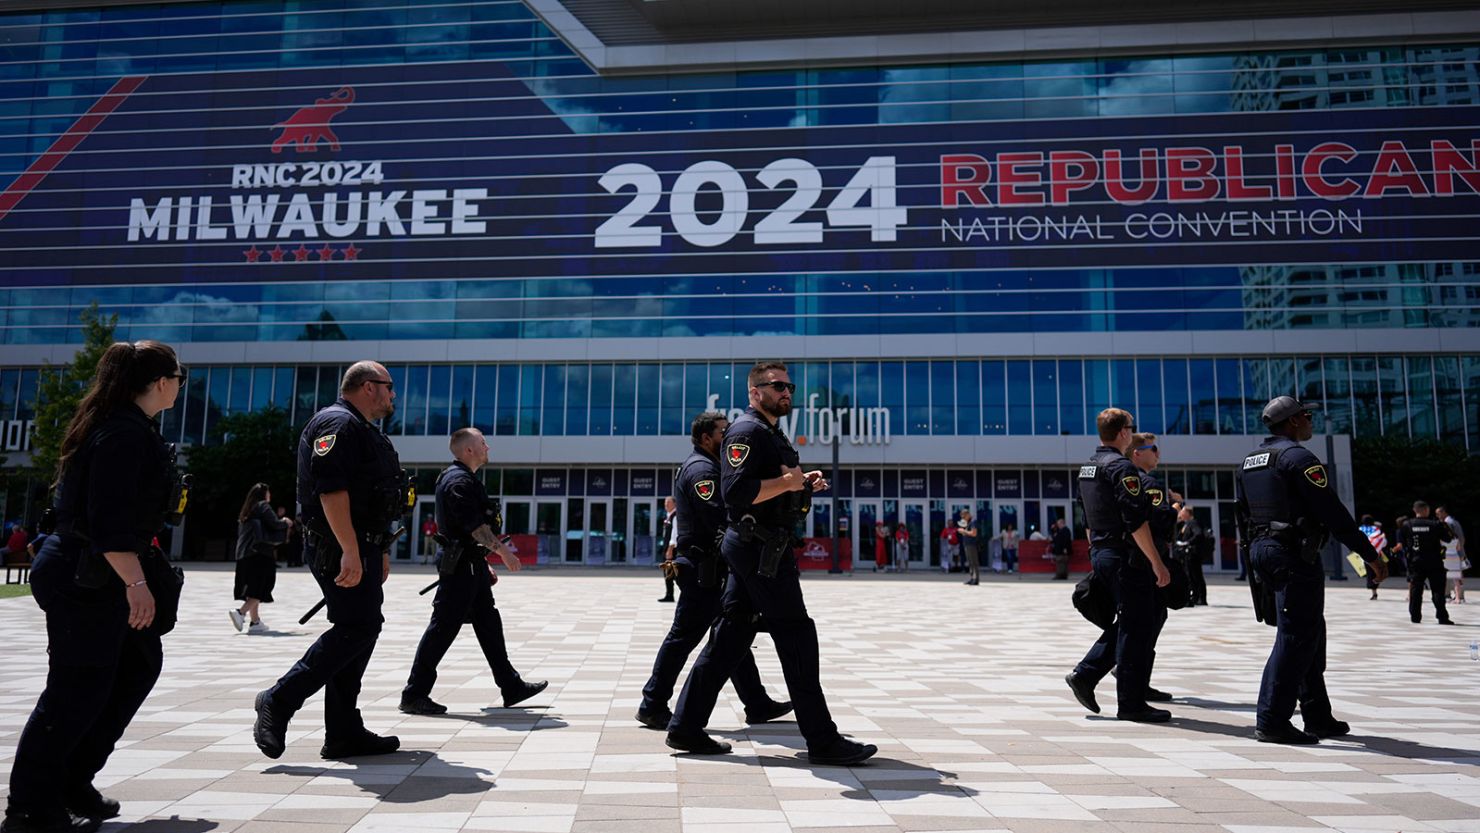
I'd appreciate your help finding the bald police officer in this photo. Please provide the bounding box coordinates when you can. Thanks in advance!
[666,362,876,766]
[1236,396,1383,744]
[255,361,404,760]
[1066,408,1173,723]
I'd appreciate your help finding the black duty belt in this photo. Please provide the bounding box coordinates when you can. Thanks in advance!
[734,517,789,544]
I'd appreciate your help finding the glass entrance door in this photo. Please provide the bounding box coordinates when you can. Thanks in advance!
[901,500,926,567]
[586,499,611,564]
[535,500,562,564]
[410,496,436,563]
[632,500,657,564]
[856,500,883,571]
[995,501,1022,573]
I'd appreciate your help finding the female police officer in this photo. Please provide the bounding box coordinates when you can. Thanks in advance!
[3,341,185,833]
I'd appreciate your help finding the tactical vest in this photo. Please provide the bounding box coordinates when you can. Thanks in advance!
[1078,450,1131,537]
[1406,517,1447,559]
[1238,445,1291,526]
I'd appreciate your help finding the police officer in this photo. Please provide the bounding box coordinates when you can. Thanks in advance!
[666,362,877,765]
[400,428,547,714]
[1399,501,1454,625]
[6,341,186,833]
[1236,395,1384,744]
[1065,409,1173,723]
[253,361,405,761]
[636,411,791,730]
[1127,432,1180,703]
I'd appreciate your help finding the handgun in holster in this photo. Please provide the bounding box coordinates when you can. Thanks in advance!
[690,546,725,589]
[434,532,466,576]
[1236,505,1276,627]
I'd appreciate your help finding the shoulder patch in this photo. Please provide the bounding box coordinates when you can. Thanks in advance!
[1243,452,1271,470]
[726,443,750,468]
[313,433,337,456]
[1079,465,1097,479]
[1120,475,1141,496]
[1303,465,1328,488]
[695,479,716,501]
[1147,487,1164,507]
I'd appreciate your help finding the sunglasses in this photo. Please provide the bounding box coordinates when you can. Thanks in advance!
[1136,444,1158,453]
[366,378,395,391]
[757,381,797,394]
[162,369,188,383]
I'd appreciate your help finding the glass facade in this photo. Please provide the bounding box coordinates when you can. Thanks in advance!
[0,4,1477,342]
[3,353,1476,449]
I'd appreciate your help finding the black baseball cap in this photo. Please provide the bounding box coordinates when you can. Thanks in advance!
[1261,395,1319,425]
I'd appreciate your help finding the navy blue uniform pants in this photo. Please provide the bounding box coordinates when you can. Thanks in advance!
[640,560,770,713]
[1073,547,1166,712]
[1408,557,1450,623]
[404,558,520,699]
[267,537,383,741]
[671,530,839,748]
[8,543,163,816]
[1250,539,1332,730]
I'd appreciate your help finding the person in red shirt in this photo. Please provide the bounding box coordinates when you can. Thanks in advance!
[6,525,28,556]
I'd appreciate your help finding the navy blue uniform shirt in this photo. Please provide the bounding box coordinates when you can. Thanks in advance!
[674,447,725,558]
[56,403,173,557]
[435,461,492,548]
[721,407,800,527]
[1399,516,1452,560]
[1077,446,1152,549]
[1236,436,1378,562]
[1140,469,1177,551]
[296,397,401,537]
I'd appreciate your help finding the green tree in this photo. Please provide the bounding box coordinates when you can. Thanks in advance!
[1351,435,1480,533]
[28,303,118,486]
[183,406,297,558]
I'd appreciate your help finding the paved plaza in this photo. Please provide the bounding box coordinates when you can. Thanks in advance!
[1,565,1478,833]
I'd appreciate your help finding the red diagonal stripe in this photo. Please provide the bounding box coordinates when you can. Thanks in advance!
[0,74,148,223]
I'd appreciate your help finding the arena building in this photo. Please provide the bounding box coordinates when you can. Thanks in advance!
[2,0,1479,569]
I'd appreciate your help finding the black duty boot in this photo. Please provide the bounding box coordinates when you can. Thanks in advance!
[1065,672,1100,714]
[398,694,448,715]
[320,729,401,760]
[253,689,290,759]
[501,679,549,708]
[635,707,673,730]
[806,735,878,766]
[1117,706,1171,723]
[0,809,101,833]
[1303,717,1351,739]
[62,786,119,822]
[1145,686,1173,702]
[665,730,732,755]
[744,700,794,724]
[1256,722,1319,745]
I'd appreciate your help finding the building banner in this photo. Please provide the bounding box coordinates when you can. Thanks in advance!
[4,60,1479,287]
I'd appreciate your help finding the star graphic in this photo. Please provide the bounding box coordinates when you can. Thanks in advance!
[292,244,311,262]
[243,245,261,263]
[342,243,360,261]
[268,245,286,263]
[316,243,336,261]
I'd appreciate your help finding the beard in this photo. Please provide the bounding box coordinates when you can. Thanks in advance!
[771,398,793,416]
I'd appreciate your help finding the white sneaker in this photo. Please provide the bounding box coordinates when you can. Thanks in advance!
[247,621,268,634]
[228,609,245,632]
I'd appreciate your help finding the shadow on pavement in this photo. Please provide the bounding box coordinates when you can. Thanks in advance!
[263,750,495,802]
[1170,715,1480,762]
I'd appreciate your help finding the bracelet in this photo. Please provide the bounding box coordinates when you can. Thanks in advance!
[126,579,148,588]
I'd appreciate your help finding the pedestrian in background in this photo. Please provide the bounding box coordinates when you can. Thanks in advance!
[1437,505,1466,604]
[893,521,910,572]
[959,509,981,585]
[657,496,677,602]
[232,482,292,633]
[1359,514,1387,600]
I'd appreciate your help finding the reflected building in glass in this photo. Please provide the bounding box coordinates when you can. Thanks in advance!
[1,0,1478,570]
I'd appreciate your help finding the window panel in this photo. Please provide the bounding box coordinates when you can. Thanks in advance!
[615,364,637,436]
[496,364,519,436]
[1467,356,1480,451]
[1407,356,1436,439]
[565,364,589,436]
[685,363,710,424]
[1435,356,1464,446]
[856,361,880,410]
[930,360,955,435]
[1135,359,1163,434]
[543,364,566,436]
[1323,358,1352,435]
[590,364,614,436]
[1113,359,1137,415]
[660,363,684,435]
[882,362,905,434]
[1084,359,1110,431]
[1296,357,1324,433]
[1214,359,1243,434]
[227,365,251,416]
[982,360,1006,434]
[473,365,497,434]
[1164,358,1190,434]
[905,361,929,436]
[428,364,452,437]
[451,365,474,431]
[1006,360,1031,435]
[271,367,294,412]
[1032,359,1057,435]
[1379,356,1407,436]
[403,364,430,436]
[518,364,542,436]
[250,366,273,412]
[956,360,981,437]
[1244,359,1271,433]
[1351,357,1380,437]
[637,364,660,435]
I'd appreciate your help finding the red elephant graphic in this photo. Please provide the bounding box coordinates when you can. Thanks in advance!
[271,87,355,154]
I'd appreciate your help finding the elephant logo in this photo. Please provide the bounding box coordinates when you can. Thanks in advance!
[272,87,355,154]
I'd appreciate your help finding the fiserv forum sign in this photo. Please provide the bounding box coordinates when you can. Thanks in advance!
[1,59,1478,287]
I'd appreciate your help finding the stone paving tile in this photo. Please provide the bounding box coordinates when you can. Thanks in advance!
[1,568,1478,833]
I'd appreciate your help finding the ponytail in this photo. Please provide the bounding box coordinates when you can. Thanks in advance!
[239,482,271,524]
[56,340,179,485]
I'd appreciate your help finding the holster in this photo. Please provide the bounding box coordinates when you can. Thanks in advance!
[435,533,466,576]
[74,548,113,589]
[693,547,725,589]
[308,530,345,572]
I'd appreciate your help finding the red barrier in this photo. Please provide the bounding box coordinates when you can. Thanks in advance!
[1019,539,1091,573]
[796,537,851,571]
[504,534,541,566]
